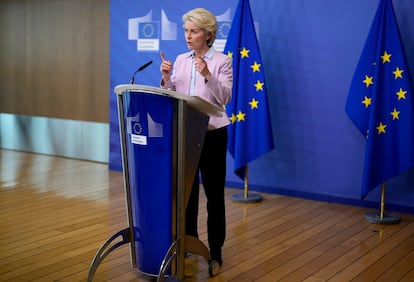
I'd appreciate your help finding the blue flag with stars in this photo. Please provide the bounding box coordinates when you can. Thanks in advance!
[345,0,414,199]
[224,0,275,180]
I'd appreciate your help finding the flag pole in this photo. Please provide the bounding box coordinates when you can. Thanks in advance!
[380,182,386,220]
[364,182,400,224]
[231,165,263,203]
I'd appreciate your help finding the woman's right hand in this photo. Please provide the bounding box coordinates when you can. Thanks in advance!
[160,52,172,83]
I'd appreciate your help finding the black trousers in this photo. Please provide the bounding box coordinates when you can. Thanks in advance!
[185,126,227,251]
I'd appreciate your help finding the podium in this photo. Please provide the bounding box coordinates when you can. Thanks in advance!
[88,85,223,281]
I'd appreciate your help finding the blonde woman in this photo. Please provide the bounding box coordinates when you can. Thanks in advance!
[160,8,233,267]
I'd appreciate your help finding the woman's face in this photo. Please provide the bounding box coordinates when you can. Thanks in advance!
[184,20,210,54]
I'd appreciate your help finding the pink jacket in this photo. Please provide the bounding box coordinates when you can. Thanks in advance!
[162,49,233,130]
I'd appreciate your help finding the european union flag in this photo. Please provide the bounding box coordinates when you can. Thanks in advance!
[216,22,232,40]
[138,22,159,39]
[345,0,414,199]
[224,0,275,179]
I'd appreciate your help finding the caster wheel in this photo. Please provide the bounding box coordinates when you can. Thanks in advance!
[208,260,220,277]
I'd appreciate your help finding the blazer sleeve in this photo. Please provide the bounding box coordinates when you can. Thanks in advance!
[201,53,233,107]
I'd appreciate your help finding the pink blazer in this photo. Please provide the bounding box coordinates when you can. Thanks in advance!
[162,49,233,130]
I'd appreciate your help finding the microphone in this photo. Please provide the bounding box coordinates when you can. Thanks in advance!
[130,60,153,84]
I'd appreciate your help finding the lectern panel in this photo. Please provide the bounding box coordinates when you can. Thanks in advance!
[123,91,174,275]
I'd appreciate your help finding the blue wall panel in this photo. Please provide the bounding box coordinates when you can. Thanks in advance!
[110,0,414,212]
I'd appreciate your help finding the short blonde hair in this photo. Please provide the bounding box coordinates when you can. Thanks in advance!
[183,8,217,47]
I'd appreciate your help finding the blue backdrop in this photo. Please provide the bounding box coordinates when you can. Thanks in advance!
[109,0,414,213]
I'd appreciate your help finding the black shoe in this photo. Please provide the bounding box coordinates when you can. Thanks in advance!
[210,247,222,266]
[208,259,221,277]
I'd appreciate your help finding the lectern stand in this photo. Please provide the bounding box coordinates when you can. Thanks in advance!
[88,84,223,281]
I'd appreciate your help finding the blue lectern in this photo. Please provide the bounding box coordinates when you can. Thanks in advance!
[88,85,223,281]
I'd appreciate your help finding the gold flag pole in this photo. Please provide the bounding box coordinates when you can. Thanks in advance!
[380,182,386,220]
[364,182,400,224]
[243,165,249,199]
[231,165,263,203]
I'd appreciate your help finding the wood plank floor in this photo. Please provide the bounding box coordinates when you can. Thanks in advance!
[1,149,414,282]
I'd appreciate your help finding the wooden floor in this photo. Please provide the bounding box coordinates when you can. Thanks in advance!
[1,149,414,282]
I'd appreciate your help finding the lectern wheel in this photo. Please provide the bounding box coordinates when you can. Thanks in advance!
[208,260,220,277]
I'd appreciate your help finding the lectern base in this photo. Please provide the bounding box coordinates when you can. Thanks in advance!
[161,277,180,281]
[231,192,263,203]
[88,228,131,282]
[364,211,401,225]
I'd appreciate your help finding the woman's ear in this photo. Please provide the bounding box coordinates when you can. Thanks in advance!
[206,32,212,44]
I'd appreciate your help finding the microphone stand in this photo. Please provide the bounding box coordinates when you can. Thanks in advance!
[130,60,153,84]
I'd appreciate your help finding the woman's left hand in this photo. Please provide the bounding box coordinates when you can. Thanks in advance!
[195,54,211,80]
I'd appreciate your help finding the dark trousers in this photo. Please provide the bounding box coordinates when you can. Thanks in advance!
[185,127,227,251]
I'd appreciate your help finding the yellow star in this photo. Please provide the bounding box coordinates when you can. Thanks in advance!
[250,61,261,73]
[396,88,407,100]
[390,108,400,120]
[376,122,387,134]
[230,113,237,124]
[361,96,372,108]
[236,110,246,122]
[240,47,250,58]
[249,98,259,109]
[393,67,404,79]
[380,51,392,64]
[227,51,233,58]
[363,75,374,87]
[254,80,264,91]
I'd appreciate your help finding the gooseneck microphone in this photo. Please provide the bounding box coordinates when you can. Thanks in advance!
[130,60,153,84]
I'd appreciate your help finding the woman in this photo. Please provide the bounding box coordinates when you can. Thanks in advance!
[159,8,233,266]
